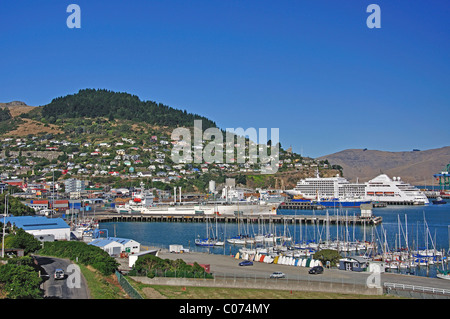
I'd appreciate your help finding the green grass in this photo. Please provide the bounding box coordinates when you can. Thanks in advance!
[128,280,402,299]
[78,264,128,299]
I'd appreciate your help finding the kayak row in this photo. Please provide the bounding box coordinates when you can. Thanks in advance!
[235,252,323,268]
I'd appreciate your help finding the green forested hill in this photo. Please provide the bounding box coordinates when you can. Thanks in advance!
[40,88,217,129]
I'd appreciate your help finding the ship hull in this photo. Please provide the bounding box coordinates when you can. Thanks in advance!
[314,200,372,208]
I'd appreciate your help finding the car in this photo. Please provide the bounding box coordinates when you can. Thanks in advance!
[308,266,324,275]
[239,260,253,266]
[270,271,286,279]
[54,269,65,280]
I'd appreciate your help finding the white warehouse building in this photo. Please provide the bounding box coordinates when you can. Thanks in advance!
[4,216,71,241]
[88,237,140,256]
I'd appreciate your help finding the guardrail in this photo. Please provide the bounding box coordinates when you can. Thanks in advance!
[384,282,450,296]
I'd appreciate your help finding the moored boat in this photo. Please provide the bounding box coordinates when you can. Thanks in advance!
[436,270,450,280]
[432,197,446,205]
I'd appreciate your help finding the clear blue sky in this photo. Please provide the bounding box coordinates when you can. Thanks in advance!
[1,0,449,158]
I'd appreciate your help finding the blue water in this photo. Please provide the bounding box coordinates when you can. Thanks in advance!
[99,201,450,277]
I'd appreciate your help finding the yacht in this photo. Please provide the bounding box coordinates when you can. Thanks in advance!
[365,174,429,205]
[287,172,429,206]
[286,171,368,207]
[287,172,366,199]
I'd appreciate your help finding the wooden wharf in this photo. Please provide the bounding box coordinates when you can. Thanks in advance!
[94,212,382,226]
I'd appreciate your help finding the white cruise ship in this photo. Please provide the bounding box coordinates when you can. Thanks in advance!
[287,173,429,205]
[286,173,366,200]
[365,174,429,205]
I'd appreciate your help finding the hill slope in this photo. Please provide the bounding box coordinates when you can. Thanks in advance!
[318,147,450,185]
[41,88,217,129]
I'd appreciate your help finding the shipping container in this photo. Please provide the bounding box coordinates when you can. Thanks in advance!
[31,200,49,204]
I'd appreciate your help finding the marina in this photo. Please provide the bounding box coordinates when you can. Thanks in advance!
[93,200,450,280]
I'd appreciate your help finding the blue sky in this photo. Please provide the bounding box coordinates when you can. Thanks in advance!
[1,1,449,158]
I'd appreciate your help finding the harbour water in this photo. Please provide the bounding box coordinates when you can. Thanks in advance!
[99,200,450,279]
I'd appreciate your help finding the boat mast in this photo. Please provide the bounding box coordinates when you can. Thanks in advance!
[398,214,401,251]
[405,214,409,251]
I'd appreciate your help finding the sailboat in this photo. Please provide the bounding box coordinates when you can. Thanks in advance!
[195,217,218,247]
[227,208,251,245]
[213,214,224,246]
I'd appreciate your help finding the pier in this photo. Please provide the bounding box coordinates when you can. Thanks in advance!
[424,191,450,199]
[94,212,382,226]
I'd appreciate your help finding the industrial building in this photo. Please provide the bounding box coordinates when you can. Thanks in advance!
[128,250,158,268]
[4,215,71,241]
[88,237,140,256]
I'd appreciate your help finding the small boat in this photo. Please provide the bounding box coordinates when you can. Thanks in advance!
[214,240,225,246]
[195,238,216,247]
[432,197,446,205]
[227,235,247,245]
[436,270,450,280]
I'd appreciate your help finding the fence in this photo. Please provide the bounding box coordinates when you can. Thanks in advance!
[116,270,144,299]
[384,282,450,299]
[130,271,383,296]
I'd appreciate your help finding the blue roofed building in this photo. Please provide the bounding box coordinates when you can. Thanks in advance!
[4,215,70,241]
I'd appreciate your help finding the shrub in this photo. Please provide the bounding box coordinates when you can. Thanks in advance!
[5,228,41,255]
[39,241,119,275]
[0,262,42,299]
[313,249,342,267]
[133,255,212,279]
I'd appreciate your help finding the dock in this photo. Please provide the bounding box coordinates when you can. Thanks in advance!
[94,212,382,226]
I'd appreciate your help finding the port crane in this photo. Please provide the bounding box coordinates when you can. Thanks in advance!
[434,163,450,191]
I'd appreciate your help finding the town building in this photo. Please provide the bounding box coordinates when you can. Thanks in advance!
[4,215,70,241]
[88,237,140,256]
[64,178,86,193]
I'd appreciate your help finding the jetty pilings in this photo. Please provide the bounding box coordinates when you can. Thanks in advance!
[93,212,382,226]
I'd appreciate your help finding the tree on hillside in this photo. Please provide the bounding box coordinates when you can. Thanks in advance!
[42,88,217,129]
[0,261,43,299]
[0,108,12,122]
[0,194,35,216]
[4,228,42,255]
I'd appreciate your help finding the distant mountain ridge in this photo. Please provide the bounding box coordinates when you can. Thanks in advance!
[317,147,450,185]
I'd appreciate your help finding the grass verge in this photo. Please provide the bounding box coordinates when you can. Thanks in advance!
[127,278,403,299]
[78,264,129,299]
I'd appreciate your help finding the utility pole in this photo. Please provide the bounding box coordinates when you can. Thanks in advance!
[52,169,55,218]
[2,194,8,258]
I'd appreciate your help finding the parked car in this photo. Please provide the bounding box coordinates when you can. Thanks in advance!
[239,260,253,266]
[270,271,286,279]
[308,266,324,275]
[54,269,65,280]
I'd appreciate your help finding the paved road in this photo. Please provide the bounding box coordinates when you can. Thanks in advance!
[34,256,90,299]
[157,250,450,291]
